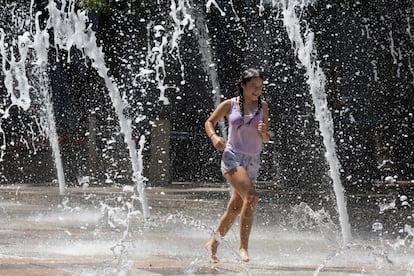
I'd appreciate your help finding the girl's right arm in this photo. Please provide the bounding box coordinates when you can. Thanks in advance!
[205,100,230,151]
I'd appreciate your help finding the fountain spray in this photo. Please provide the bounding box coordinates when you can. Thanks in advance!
[282,0,352,244]
[44,0,149,218]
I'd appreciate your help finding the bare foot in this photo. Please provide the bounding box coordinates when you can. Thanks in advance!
[205,239,219,263]
[239,248,250,262]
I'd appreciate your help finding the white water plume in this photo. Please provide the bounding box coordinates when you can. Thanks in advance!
[44,0,149,216]
[0,2,66,191]
[281,0,352,244]
[33,10,66,194]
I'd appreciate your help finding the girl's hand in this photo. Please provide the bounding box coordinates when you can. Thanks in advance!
[258,120,267,135]
[211,134,226,151]
[258,120,269,142]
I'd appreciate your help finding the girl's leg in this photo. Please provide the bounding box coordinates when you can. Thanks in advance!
[224,166,258,262]
[206,190,243,263]
[216,191,244,236]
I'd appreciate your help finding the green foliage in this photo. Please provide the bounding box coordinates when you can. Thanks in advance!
[81,0,110,12]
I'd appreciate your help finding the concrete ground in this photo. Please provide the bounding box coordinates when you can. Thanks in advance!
[0,184,413,275]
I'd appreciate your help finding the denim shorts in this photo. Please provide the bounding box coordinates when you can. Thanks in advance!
[220,148,261,181]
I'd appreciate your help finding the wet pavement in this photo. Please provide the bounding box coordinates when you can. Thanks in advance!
[0,184,413,275]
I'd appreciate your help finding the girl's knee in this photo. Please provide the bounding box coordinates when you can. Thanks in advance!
[245,190,258,209]
[228,197,243,213]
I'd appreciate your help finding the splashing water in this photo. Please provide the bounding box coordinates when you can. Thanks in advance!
[139,0,195,105]
[0,1,414,275]
[0,6,151,270]
[206,0,226,17]
[29,0,149,217]
[281,0,352,244]
[33,10,67,194]
[0,0,353,241]
[0,3,67,192]
[290,202,341,248]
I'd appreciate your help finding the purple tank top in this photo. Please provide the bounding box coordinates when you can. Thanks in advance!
[226,97,263,155]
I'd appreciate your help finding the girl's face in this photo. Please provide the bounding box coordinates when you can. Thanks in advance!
[241,77,263,101]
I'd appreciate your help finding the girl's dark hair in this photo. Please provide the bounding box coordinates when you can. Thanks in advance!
[237,68,264,117]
